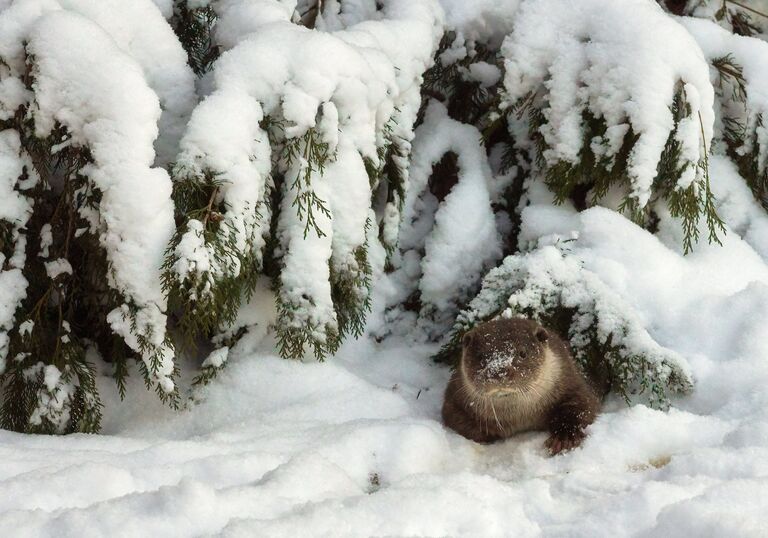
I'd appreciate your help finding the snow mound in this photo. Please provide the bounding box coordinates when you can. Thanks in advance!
[2,202,768,534]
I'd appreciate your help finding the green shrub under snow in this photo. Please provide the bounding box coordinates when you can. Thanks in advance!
[437,244,693,409]
[3,0,768,433]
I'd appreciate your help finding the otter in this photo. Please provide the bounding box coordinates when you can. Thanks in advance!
[442,317,600,455]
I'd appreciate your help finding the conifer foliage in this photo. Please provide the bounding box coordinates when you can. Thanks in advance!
[0,2,192,432]
[2,0,768,432]
[385,0,768,408]
[437,242,694,409]
[0,0,442,433]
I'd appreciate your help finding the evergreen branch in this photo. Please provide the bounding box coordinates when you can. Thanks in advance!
[282,127,334,239]
[170,1,220,75]
[698,110,726,246]
[527,85,723,253]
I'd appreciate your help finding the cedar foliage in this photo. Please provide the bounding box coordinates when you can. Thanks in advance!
[1,0,766,433]
[413,0,762,408]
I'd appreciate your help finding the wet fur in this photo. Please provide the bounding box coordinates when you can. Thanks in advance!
[442,318,600,454]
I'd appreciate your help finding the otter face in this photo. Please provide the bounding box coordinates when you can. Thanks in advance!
[461,318,550,396]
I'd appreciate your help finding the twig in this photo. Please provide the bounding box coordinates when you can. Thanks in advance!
[726,0,768,20]
[201,186,219,229]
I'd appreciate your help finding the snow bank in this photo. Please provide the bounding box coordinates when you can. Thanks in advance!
[5,199,768,533]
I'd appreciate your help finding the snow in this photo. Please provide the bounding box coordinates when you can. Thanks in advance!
[38,223,52,258]
[0,0,196,165]
[708,155,768,260]
[149,0,172,18]
[0,129,33,374]
[275,155,337,344]
[439,0,521,49]
[201,346,228,369]
[467,61,502,88]
[44,258,73,280]
[3,0,768,534]
[56,0,197,165]
[214,0,299,51]
[395,100,502,332]
[680,16,768,178]
[3,202,768,534]
[501,0,715,207]
[315,0,381,31]
[27,10,177,389]
[175,0,443,354]
[23,361,77,433]
[0,1,183,390]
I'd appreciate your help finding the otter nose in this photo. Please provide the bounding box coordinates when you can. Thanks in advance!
[481,352,518,380]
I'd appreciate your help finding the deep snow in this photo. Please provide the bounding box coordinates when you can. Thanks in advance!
[3,0,768,535]
[2,202,768,536]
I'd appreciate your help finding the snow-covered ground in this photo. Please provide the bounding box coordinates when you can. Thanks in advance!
[2,199,768,537]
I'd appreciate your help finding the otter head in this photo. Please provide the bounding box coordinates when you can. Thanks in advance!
[460,318,550,396]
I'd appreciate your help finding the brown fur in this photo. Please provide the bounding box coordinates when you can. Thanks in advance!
[442,318,600,455]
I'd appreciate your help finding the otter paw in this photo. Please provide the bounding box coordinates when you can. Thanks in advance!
[545,430,586,455]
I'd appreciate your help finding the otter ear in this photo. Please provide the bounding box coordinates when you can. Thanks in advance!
[535,328,548,343]
[462,332,474,348]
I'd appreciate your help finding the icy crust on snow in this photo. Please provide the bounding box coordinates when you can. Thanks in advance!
[0,0,197,165]
[398,101,502,326]
[680,16,768,177]
[501,0,715,207]
[0,130,34,373]
[175,0,443,354]
[5,203,768,534]
[27,12,176,388]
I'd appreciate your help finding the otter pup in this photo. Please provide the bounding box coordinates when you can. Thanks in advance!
[442,318,599,455]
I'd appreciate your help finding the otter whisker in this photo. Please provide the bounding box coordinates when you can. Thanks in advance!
[490,398,503,433]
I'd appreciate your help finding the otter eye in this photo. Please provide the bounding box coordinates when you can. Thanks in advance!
[535,328,548,343]
[518,350,527,359]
